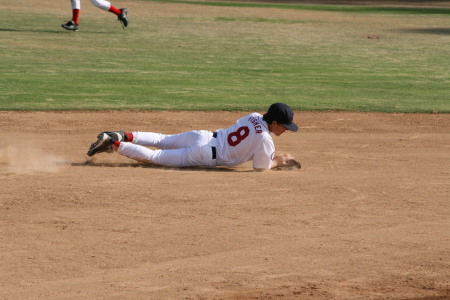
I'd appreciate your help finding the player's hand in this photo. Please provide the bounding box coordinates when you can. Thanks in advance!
[271,154,301,171]
[272,153,293,167]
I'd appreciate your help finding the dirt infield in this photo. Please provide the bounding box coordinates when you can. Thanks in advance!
[2,0,450,298]
[1,111,449,299]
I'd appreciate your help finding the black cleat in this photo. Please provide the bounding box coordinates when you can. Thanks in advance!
[61,20,78,31]
[87,133,114,156]
[118,8,128,28]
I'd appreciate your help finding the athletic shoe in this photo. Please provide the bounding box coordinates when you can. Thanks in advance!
[118,8,128,28]
[87,133,114,156]
[61,21,78,31]
[102,131,128,142]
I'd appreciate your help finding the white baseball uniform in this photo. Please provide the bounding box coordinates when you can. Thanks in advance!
[71,0,112,11]
[117,113,275,169]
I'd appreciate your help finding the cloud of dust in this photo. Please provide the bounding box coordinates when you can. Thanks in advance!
[0,145,67,174]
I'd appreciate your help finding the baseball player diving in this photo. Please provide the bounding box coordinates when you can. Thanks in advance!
[87,103,300,171]
[62,0,128,31]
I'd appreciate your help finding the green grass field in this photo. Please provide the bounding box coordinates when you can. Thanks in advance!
[144,0,450,15]
[0,0,449,112]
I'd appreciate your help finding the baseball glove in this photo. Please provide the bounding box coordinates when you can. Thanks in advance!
[274,158,301,171]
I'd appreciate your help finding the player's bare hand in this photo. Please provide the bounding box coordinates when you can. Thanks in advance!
[271,154,301,171]
[273,153,293,166]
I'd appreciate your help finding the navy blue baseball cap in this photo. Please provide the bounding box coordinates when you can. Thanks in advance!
[266,103,298,132]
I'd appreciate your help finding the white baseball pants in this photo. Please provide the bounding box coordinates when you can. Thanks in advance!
[71,0,112,11]
[117,130,217,168]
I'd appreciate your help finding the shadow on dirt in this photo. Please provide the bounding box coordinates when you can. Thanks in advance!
[71,161,245,172]
[398,296,450,300]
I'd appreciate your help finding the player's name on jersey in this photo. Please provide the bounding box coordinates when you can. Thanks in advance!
[248,115,264,134]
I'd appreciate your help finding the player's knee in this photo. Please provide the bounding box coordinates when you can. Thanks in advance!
[90,0,108,9]
[89,0,100,7]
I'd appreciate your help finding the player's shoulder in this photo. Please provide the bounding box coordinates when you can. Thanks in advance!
[239,112,263,122]
[237,112,259,120]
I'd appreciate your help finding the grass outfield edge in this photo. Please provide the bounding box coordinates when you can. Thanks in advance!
[139,0,450,14]
[1,108,448,114]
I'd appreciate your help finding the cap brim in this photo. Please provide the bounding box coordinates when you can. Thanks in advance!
[283,122,298,132]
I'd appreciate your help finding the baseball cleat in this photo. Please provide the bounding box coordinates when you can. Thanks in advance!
[118,8,128,28]
[87,133,114,156]
[102,131,128,142]
[61,21,78,31]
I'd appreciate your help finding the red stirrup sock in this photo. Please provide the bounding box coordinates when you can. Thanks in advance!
[112,141,121,151]
[108,6,122,16]
[125,133,133,142]
[72,9,80,25]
